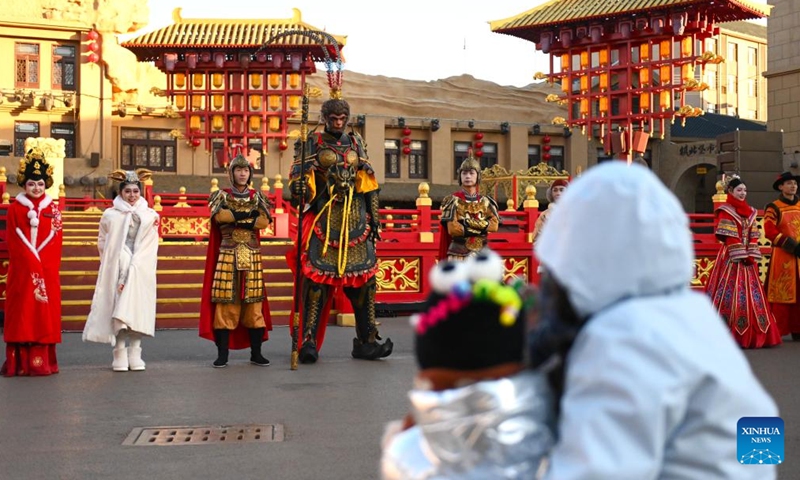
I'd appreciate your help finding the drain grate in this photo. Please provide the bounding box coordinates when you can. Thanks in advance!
[123,424,284,446]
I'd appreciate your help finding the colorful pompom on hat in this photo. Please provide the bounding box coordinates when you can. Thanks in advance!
[411,249,533,371]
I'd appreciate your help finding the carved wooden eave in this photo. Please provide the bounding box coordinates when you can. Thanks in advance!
[121,8,346,62]
[490,0,771,46]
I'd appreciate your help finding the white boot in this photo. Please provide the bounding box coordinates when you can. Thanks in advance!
[112,331,129,372]
[128,333,146,371]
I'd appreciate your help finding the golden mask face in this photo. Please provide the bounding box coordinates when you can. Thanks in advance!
[318,148,337,168]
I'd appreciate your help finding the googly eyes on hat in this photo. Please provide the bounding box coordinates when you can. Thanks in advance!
[429,260,469,295]
[467,248,505,283]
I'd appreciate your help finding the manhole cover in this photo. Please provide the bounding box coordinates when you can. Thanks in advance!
[123,424,284,446]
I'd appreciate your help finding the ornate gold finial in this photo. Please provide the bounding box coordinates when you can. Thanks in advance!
[175,187,189,208]
[0,166,6,183]
[153,195,163,211]
[210,178,219,192]
[418,182,430,198]
[713,180,727,203]
[523,184,539,209]
[58,184,66,197]
[506,199,515,211]
[416,182,432,207]
[274,174,284,190]
[261,176,271,194]
[2,192,9,204]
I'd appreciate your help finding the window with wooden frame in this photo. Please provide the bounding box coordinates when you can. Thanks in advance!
[14,121,39,156]
[453,141,472,179]
[479,143,498,170]
[120,128,177,172]
[385,139,400,178]
[408,140,428,179]
[52,45,76,91]
[528,145,541,168]
[51,123,76,158]
[15,43,40,89]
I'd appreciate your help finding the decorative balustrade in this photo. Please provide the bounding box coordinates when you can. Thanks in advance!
[0,169,768,314]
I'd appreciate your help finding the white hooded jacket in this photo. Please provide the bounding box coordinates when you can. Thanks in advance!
[535,163,778,480]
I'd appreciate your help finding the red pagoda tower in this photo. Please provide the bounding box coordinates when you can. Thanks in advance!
[122,8,345,163]
[491,0,770,160]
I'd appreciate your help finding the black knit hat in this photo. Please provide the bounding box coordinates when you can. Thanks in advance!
[411,251,532,371]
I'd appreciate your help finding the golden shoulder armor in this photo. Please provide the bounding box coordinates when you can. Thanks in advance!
[318,148,338,168]
[346,150,358,166]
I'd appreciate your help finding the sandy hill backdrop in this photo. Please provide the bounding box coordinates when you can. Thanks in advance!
[304,70,565,124]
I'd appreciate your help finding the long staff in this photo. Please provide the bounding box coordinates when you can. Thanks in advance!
[258,30,342,370]
[290,84,310,370]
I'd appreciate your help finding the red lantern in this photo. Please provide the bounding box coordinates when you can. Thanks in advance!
[87,52,99,63]
[475,150,484,158]
[542,135,551,143]
[543,144,551,152]
[474,141,484,149]
[190,138,202,148]
[402,146,412,155]
[475,132,484,140]
[543,153,552,161]
[402,137,412,145]
[88,42,100,53]
[279,140,289,151]
[402,128,412,136]
[87,30,100,41]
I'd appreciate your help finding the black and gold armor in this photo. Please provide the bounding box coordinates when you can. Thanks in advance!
[209,189,271,304]
[289,120,392,363]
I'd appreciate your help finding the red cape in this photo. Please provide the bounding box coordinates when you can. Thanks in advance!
[199,189,272,350]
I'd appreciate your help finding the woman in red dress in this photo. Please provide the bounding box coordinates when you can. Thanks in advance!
[706,176,781,348]
[1,147,63,376]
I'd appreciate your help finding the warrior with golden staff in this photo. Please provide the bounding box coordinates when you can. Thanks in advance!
[438,150,500,261]
[287,84,393,365]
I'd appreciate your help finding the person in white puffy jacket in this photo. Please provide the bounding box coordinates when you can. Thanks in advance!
[531,162,778,480]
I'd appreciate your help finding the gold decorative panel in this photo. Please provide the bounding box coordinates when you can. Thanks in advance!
[503,257,529,282]
[376,258,420,292]
[160,217,210,237]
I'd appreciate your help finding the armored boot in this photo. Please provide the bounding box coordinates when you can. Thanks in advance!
[249,327,270,366]
[346,279,393,360]
[299,280,328,364]
[213,329,230,368]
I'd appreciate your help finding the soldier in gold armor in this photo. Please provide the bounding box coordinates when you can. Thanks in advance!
[438,150,500,260]
[199,146,273,368]
[288,98,393,364]
[764,171,800,339]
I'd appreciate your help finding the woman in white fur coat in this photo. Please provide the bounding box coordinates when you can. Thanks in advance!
[83,169,159,371]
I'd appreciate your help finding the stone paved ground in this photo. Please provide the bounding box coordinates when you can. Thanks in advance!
[0,320,797,479]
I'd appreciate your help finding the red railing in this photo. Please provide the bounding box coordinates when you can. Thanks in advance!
[1,174,763,314]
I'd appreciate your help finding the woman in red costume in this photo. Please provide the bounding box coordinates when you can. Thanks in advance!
[1,147,63,376]
[706,176,781,348]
